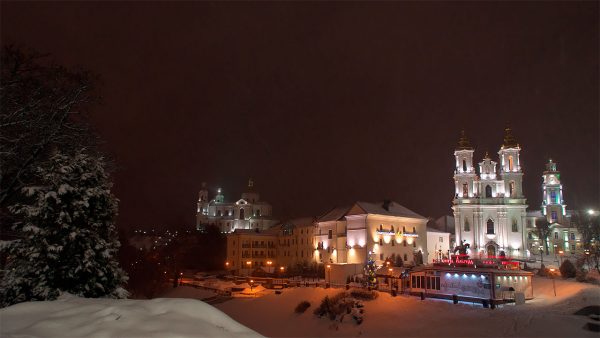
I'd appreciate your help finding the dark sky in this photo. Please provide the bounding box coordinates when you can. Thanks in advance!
[2,2,598,229]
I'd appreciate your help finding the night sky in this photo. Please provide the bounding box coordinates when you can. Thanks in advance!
[2,2,598,229]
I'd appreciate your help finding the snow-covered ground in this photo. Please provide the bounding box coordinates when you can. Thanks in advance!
[215,276,600,337]
[0,293,262,338]
[2,277,596,337]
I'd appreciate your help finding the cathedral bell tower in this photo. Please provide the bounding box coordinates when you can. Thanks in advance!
[498,127,523,198]
[454,130,476,199]
[542,159,566,224]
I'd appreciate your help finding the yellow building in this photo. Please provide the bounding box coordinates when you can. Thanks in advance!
[276,217,316,269]
[226,228,278,275]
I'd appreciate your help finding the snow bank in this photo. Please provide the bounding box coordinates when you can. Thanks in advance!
[1,293,262,338]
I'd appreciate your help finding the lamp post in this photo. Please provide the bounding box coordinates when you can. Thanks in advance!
[549,268,556,296]
[267,260,272,274]
[558,250,564,265]
[388,268,393,290]
[250,279,254,291]
[326,264,331,286]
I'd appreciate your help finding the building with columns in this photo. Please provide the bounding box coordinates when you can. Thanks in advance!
[452,128,528,258]
[196,179,278,233]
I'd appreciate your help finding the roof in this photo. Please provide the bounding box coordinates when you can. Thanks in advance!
[526,210,544,217]
[283,217,315,227]
[317,201,426,222]
[229,228,278,236]
[354,201,427,220]
[426,227,450,234]
[317,206,352,222]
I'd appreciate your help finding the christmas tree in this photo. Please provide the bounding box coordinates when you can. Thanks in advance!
[1,151,128,307]
[364,252,377,288]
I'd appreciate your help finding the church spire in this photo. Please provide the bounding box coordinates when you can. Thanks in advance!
[502,125,519,148]
[456,130,473,150]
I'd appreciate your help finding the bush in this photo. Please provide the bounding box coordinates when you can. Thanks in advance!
[576,269,588,282]
[560,259,577,278]
[295,301,311,313]
[350,288,378,300]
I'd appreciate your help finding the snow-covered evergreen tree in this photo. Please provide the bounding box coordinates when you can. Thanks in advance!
[1,151,128,307]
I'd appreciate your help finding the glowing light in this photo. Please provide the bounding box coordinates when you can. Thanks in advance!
[358,239,366,247]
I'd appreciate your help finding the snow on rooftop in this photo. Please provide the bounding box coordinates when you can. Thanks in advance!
[0,293,263,338]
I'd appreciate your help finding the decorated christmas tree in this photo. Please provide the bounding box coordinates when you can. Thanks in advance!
[364,252,377,288]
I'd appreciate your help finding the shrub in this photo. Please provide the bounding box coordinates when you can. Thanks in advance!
[350,288,378,300]
[314,292,354,321]
[560,259,577,278]
[576,269,588,282]
[295,301,311,313]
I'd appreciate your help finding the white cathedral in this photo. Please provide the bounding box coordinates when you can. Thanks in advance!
[452,128,528,258]
[196,179,278,233]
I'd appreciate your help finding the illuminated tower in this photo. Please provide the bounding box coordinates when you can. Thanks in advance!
[498,127,524,198]
[241,178,259,203]
[453,130,476,198]
[541,159,566,224]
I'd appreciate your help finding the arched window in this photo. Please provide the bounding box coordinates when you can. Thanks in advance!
[217,210,222,217]
[487,219,494,235]
[464,219,470,232]
[256,209,261,217]
[485,185,492,198]
[508,156,514,171]
[509,181,516,197]
[239,208,245,220]
[512,219,518,232]
[463,183,469,197]
[462,160,467,172]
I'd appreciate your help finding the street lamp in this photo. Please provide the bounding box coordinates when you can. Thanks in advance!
[250,279,254,291]
[588,209,597,216]
[558,250,564,265]
[549,268,557,296]
[388,268,393,290]
[326,264,331,286]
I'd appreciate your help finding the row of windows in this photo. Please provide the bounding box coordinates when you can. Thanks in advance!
[279,237,312,246]
[213,208,263,218]
[378,225,416,233]
[411,275,441,290]
[461,182,517,198]
[463,219,519,233]
[378,238,416,248]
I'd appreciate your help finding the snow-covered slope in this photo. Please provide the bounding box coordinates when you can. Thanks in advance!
[0,294,262,338]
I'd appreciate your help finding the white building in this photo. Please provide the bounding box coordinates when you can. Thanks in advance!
[453,128,528,258]
[196,179,278,233]
[313,201,429,267]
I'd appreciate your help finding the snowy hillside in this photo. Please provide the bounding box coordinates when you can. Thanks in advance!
[0,293,262,338]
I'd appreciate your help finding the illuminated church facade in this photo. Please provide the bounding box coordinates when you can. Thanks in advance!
[452,128,529,258]
[196,179,278,233]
